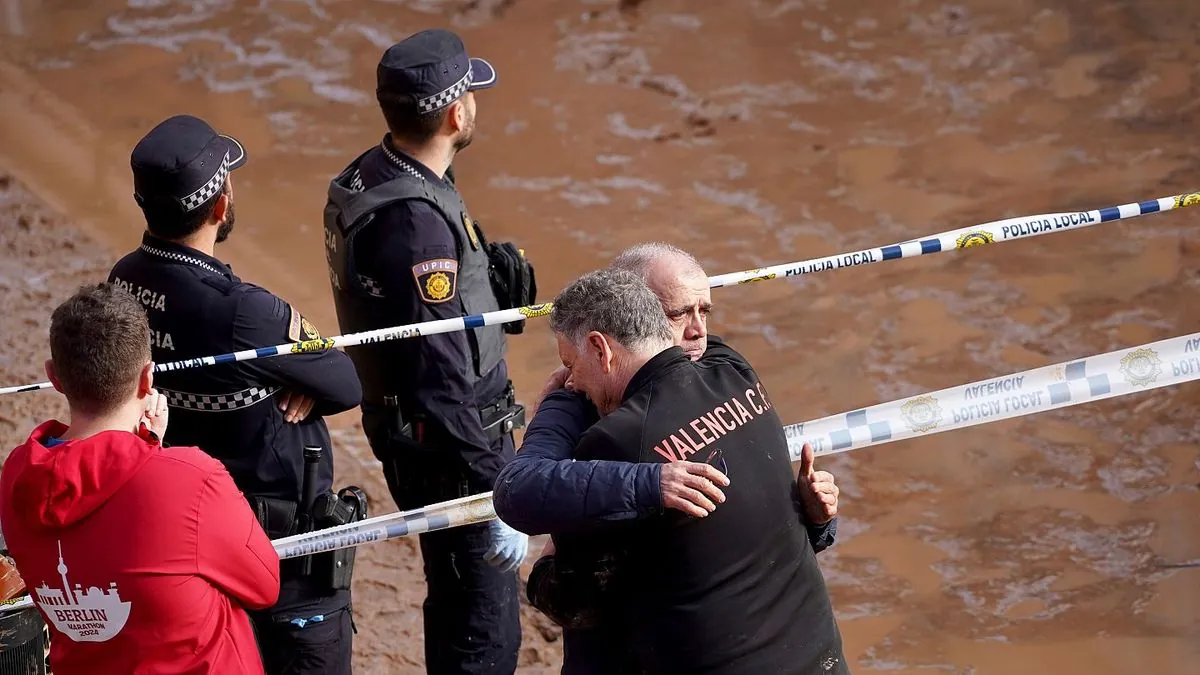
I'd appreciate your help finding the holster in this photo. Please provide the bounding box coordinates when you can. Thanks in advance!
[473,220,537,335]
[247,495,310,579]
[247,488,367,592]
[248,496,299,539]
[310,487,369,591]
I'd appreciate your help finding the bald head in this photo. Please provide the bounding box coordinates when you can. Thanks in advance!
[611,243,712,360]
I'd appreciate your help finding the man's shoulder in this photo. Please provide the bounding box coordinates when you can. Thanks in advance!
[699,334,759,378]
[376,197,448,228]
[109,248,142,274]
[230,283,293,325]
[151,446,228,478]
[578,405,642,459]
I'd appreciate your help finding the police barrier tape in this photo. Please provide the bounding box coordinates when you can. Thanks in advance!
[3,331,1197,615]
[784,332,1200,460]
[269,492,495,559]
[2,190,1196,395]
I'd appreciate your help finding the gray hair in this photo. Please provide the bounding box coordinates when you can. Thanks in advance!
[610,242,704,278]
[549,268,674,351]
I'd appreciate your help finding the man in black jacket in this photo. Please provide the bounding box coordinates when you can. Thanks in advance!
[323,29,535,674]
[109,114,363,675]
[528,267,849,675]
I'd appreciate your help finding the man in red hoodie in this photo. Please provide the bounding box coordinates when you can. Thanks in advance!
[0,282,281,674]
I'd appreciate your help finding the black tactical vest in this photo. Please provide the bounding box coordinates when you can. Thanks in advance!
[323,151,506,404]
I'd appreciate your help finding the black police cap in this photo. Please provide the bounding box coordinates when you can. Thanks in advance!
[376,29,497,114]
[130,115,247,216]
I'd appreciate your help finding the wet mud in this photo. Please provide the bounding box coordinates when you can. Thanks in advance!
[1,1,1198,673]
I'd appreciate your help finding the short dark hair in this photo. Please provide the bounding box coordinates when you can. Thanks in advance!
[377,90,451,145]
[141,179,227,241]
[49,283,151,415]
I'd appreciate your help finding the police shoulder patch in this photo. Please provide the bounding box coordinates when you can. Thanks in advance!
[413,258,459,304]
[287,304,322,342]
[287,303,303,342]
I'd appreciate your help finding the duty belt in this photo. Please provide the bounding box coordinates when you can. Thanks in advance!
[479,381,525,440]
[380,381,526,444]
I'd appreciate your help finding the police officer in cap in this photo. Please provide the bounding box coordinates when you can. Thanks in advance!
[108,114,364,675]
[323,29,535,675]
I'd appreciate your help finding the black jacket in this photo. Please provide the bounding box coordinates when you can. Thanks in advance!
[109,233,362,501]
[561,340,846,675]
[339,139,510,490]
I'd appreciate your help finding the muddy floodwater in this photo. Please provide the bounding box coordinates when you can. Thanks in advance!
[0,1,1197,673]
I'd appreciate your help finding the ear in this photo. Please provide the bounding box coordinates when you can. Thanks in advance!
[44,359,64,395]
[448,100,466,133]
[587,332,616,373]
[137,361,154,398]
[210,191,229,224]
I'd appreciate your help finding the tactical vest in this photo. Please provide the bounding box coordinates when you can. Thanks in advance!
[323,152,506,404]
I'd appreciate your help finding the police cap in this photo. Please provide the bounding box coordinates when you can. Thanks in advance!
[376,29,497,114]
[130,114,247,217]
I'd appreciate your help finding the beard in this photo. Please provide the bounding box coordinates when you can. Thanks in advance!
[215,199,236,243]
[453,116,476,152]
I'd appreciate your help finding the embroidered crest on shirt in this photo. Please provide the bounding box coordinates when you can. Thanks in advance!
[413,258,459,304]
[287,305,322,342]
[35,541,131,642]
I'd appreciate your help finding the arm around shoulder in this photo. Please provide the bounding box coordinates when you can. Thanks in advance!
[494,392,662,536]
[195,463,280,609]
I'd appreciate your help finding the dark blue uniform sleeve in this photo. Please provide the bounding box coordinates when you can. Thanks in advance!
[806,518,837,553]
[493,390,662,536]
[233,287,362,417]
[704,334,838,552]
[366,201,493,478]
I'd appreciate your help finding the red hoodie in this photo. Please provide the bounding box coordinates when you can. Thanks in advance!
[0,420,281,674]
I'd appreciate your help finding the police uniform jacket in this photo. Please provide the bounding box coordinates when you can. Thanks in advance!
[323,136,511,493]
[548,340,847,675]
[108,233,363,502]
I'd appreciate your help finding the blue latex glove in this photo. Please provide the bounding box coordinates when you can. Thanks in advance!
[484,517,529,572]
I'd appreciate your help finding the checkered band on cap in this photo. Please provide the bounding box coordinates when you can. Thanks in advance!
[417,70,473,114]
[163,385,279,412]
[181,151,230,212]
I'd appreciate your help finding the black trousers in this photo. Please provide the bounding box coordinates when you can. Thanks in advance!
[380,434,522,675]
[249,572,354,675]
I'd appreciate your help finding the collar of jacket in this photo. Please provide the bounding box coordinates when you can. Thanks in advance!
[379,134,448,184]
[622,346,690,401]
[138,232,234,279]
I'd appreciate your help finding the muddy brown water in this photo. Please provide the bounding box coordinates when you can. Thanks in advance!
[0,1,1197,673]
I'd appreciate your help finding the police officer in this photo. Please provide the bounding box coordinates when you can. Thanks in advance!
[108,114,364,675]
[322,28,534,675]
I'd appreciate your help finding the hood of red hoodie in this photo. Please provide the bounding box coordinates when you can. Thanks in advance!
[4,420,159,530]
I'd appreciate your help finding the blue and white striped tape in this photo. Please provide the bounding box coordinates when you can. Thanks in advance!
[785,332,1200,459]
[3,191,1195,396]
[269,492,495,560]
[708,192,1199,286]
